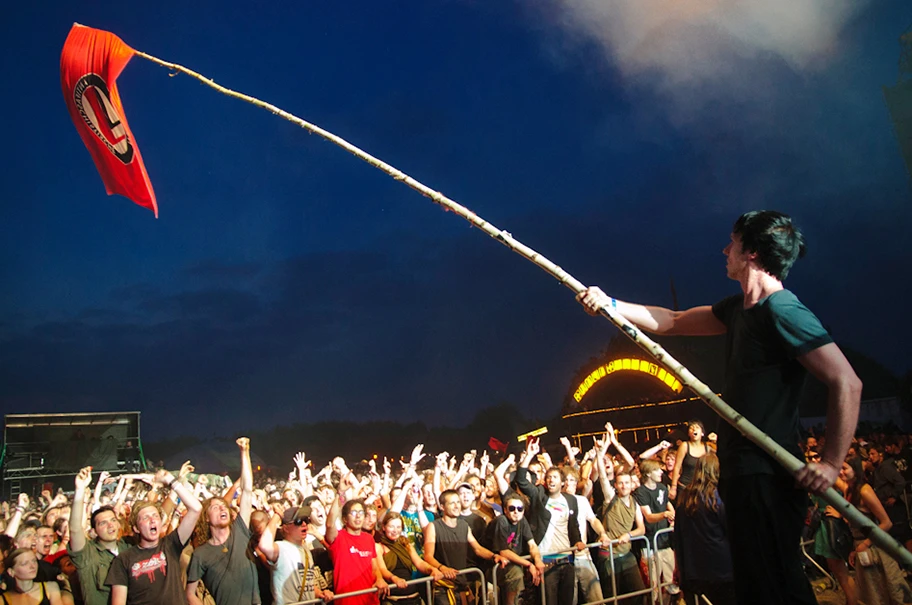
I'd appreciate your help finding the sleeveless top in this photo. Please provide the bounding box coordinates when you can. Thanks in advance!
[679,443,702,488]
[601,496,636,556]
[431,518,470,587]
[1,583,51,605]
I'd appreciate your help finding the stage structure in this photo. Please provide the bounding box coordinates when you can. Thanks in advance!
[1,412,145,500]
[559,335,725,450]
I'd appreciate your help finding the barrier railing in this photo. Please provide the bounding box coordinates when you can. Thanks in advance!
[649,527,675,605]
[492,535,658,605]
[288,566,487,605]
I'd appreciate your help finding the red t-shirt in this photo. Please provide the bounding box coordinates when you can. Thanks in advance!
[329,529,379,605]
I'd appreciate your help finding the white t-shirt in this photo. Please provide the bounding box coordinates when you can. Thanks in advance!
[538,494,572,557]
[572,494,596,560]
[271,540,318,605]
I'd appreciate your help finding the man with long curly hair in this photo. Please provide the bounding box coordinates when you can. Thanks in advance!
[185,437,259,605]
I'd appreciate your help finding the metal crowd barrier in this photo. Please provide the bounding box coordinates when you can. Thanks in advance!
[491,535,661,605]
[289,566,487,605]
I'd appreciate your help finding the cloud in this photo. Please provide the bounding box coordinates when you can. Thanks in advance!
[532,0,869,120]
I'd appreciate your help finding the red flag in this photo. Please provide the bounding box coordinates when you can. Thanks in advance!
[61,23,158,217]
[488,436,508,453]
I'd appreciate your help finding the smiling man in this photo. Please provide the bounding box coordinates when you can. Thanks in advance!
[186,437,260,605]
[578,210,862,605]
[104,468,203,605]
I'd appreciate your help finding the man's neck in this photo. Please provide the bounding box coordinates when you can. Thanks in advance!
[443,515,459,527]
[643,478,657,490]
[98,538,119,551]
[138,537,160,549]
[210,525,230,544]
[740,270,783,308]
[345,526,361,535]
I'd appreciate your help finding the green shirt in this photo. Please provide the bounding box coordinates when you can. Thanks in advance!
[70,538,130,605]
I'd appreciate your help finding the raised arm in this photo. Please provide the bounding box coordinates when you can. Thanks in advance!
[257,502,286,563]
[493,454,515,497]
[670,441,687,500]
[324,492,341,544]
[154,469,202,545]
[639,440,671,461]
[559,436,578,469]
[577,288,726,336]
[4,493,28,538]
[237,437,253,525]
[595,436,615,502]
[69,467,93,553]
[795,343,862,493]
[607,424,636,470]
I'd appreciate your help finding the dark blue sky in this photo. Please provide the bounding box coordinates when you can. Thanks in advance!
[2,1,910,439]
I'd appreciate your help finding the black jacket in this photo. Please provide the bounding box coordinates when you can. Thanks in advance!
[514,466,582,547]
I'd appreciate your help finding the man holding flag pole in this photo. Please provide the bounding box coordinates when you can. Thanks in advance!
[59,20,908,581]
[578,210,862,605]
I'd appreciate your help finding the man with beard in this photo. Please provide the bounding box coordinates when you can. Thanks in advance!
[514,437,586,605]
[186,437,260,605]
[69,467,131,605]
[596,432,646,605]
[104,468,203,605]
[325,498,388,605]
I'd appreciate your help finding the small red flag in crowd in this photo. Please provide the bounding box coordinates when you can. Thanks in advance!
[60,23,158,217]
[488,436,508,453]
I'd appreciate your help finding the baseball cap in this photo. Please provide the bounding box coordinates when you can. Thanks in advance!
[281,505,312,525]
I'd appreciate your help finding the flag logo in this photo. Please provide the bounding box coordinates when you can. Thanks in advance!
[73,73,134,164]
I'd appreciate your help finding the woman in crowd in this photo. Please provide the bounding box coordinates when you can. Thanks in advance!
[841,456,912,605]
[673,452,736,605]
[669,420,707,501]
[1,548,64,605]
[808,451,856,605]
[374,512,441,605]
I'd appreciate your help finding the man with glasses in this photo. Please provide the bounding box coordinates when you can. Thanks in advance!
[326,498,388,605]
[492,493,544,605]
[69,466,131,605]
[259,503,334,604]
[104,469,203,605]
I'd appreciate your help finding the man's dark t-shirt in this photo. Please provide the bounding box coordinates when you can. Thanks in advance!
[634,483,672,550]
[188,515,261,605]
[491,515,533,557]
[712,291,832,479]
[105,531,188,605]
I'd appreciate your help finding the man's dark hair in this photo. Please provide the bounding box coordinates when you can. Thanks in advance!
[732,210,806,280]
[438,489,459,507]
[341,498,364,518]
[90,505,117,530]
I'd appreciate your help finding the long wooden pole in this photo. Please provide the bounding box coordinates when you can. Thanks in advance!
[133,49,912,567]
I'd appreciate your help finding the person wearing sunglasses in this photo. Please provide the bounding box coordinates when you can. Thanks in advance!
[259,503,333,605]
[491,493,544,605]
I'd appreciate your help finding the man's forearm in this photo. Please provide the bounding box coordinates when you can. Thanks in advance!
[820,380,862,469]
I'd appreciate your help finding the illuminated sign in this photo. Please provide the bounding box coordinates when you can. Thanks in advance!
[517,426,548,442]
[572,358,683,402]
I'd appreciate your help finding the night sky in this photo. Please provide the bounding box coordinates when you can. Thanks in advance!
[3,1,910,440]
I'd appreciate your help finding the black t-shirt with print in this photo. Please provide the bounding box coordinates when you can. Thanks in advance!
[105,531,187,605]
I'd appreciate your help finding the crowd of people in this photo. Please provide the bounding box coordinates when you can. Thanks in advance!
[0,209,905,605]
[0,424,910,605]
